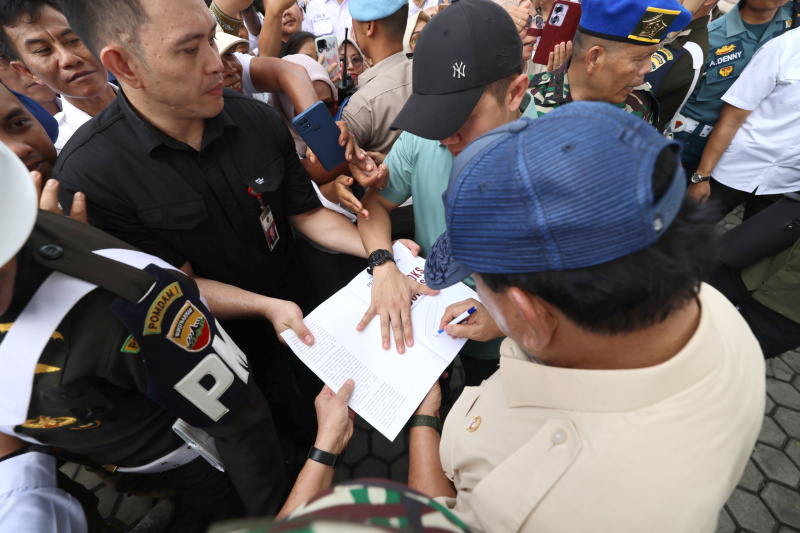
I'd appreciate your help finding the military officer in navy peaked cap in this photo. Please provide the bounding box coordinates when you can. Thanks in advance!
[528,0,692,124]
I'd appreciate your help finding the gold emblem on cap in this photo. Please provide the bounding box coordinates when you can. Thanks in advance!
[467,416,482,432]
[628,7,680,43]
[638,14,668,40]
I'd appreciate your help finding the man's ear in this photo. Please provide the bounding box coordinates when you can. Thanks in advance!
[506,73,529,112]
[364,21,376,38]
[10,60,41,83]
[100,45,142,89]
[584,45,603,76]
[506,286,557,352]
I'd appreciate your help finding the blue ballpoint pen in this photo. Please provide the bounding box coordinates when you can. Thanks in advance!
[435,306,478,336]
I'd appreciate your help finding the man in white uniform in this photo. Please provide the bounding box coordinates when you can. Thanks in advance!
[689,23,800,219]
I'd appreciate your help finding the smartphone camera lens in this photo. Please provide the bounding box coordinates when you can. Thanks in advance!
[554,5,563,13]
[550,15,559,24]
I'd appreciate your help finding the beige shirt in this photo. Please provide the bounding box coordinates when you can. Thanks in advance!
[341,52,412,153]
[437,284,765,533]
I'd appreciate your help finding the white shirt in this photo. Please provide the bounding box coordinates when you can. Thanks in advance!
[0,452,87,532]
[54,84,117,153]
[437,284,765,533]
[714,29,800,195]
[234,52,268,102]
[408,0,438,17]
[304,0,351,38]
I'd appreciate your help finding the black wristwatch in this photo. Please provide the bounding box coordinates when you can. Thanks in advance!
[690,172,710,184]
[367,249,395,275]
[307,446,339,468]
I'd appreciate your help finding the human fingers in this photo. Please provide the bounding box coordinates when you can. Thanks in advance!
[39,179,61,214]
[438,299,479,330]
[70,192,88,224]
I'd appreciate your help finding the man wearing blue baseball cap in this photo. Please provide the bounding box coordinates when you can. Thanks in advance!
[406,103,765,532]
[340,0,412,153]
[528,0,692,123]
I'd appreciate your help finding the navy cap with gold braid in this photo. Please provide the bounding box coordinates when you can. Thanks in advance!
[578,0,691,46]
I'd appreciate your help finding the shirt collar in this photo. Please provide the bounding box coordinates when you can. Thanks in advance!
[59,83,118,126]
[500,286,719,412]
[118,89,238,155]
[726,5,746,38]
[356,51,408,87]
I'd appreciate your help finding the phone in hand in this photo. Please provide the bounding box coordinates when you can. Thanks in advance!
[291,101,347,171]
[315,35,341,81]
[531,1,581,66]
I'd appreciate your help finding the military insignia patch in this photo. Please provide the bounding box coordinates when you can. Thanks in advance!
[21,415,77,429]
[715,44,736,55]
[120,334,141,354]
[650,48,672,71]
[167,301,211,352]
[143,282,183,336]
[629,7,680,43]
[719,66,733,77]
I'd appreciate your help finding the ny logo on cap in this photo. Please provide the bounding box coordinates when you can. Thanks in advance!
[453,62,466,79]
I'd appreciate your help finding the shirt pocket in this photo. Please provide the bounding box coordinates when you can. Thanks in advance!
[470,419,582,532]
[778,69,800,110]
[137,196,208,230]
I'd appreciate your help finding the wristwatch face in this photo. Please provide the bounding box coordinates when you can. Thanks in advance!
[691,173,703,184]
[368,249,392,267]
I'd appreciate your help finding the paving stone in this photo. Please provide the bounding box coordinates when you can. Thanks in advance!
[767,395,777,415]
[785,440,800,469]
[777,527,800,533]
[113,494,154,527]
[371,430,407,462]
[767,379,800,410]
[727,489,777,533]
[771,358,796,382]
[753,444,800,487]
[763,483,800,529]
[759,417,789,448]
[333,465,352,485]
[353,457,389,479]
[782,351,800,374]
[73,465,104,491]
[715,508,736,533]
[354,415,372,431]
[775,408,800,439]
[95,485,120,519]
[58,461,80,479]
[390,455,409,482]
[341,427,370,467]
[737,459,765,492]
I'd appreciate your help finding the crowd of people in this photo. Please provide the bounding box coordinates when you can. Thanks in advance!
[0,0,797,531]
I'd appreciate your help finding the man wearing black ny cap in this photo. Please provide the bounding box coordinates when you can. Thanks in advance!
[407,103,765,532]
[352,0,538,384]
[527,0,692,123]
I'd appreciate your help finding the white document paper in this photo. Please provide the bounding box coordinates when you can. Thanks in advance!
[281,243,477,441]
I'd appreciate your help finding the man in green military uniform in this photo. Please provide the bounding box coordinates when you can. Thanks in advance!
[669,0,793,179]
[646,0,719,131]
[528,0,692,125]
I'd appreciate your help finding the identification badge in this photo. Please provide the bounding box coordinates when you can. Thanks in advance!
[260,204,280,251]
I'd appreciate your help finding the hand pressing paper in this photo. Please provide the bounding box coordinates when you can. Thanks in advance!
[281,242,477,441]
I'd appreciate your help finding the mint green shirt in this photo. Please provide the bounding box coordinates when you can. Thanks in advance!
[377,93,538,359]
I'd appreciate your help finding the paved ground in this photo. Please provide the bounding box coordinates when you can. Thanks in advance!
[64,205,800,532]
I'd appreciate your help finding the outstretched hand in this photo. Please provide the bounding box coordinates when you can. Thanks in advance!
[32,173,87,224]
[266,298,315,346]
[314,379,356,455]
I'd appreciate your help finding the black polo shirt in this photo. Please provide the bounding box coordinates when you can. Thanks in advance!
[55,89,321,303]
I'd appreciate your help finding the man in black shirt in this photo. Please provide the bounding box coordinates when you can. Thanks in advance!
[56,0,369,440]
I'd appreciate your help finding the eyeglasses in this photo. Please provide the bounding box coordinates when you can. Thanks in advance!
[339,55,363,67]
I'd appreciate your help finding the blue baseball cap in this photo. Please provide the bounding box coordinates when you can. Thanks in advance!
[11,90,58,144]
[424,102,687,290]
[349,0,407,22]
[579,0,691,46]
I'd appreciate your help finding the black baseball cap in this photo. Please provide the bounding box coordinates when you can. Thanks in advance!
[390,0,523,140]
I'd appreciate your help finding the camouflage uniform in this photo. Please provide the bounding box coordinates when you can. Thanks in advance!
[208,479,473,533]
[528,60,658,126]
